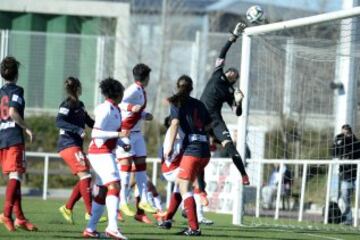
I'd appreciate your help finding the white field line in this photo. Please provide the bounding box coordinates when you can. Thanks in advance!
[303,233,343,240]
[242,225,344,240]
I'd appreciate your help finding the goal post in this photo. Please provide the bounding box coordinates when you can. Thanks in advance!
[235,6,360,227]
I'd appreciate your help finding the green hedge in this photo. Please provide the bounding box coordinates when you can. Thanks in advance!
[26,115,58,152]
[264,121,333,160]
[2,115,166,188]
[263,121,334,203]
[25,115,166,156]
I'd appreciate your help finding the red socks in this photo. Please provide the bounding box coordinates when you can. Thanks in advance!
[165,192,198,230]
[13,182,25,220]
[183,194,199,230]
[65,181,81,210]
[165,192,182,221]
[3,179,20,218]
[66,178,92,214]
[79,178,92,215]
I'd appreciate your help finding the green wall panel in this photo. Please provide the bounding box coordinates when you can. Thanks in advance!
[43,16,81,109]
[9,13,46,108]
[1,11,113,111]
[78,18,102,110]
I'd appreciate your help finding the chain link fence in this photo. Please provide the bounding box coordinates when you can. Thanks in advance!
[0,29,207,118]
[0,29,338,121]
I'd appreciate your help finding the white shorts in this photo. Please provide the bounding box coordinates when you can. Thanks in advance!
[88,153,120,186]
[162,168,179,183]
[116,131,147,159]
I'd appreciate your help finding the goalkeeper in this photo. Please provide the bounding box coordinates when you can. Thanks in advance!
[200,22,249,185]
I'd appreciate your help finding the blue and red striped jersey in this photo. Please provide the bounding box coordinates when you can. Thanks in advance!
[170,97,212,158]
[0,83,25,148]
[56,99,94,152]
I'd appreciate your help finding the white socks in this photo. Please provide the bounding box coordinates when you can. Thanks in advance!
[106,195,119,231]
[154,196,163,211]
[119,170,131,205]
[194,193,204,221]
[135,171,148,202]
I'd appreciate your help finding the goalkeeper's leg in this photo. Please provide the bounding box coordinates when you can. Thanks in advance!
[212,119,249,185]
[223,141,248,176]
[223,141,250,185]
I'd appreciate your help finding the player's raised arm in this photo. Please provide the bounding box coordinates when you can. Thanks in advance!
[215,22,247,71]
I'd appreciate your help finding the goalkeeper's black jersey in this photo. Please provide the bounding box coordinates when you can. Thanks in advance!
[200,39,242,118]
[200,68,235,117]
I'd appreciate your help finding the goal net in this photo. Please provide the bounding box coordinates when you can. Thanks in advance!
[235,9,360,230]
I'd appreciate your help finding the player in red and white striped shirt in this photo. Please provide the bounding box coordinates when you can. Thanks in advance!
[115,64,157,223]
[83,78,129,240]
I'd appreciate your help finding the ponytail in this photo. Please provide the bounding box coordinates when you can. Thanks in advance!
[64,76,81,105]
[168,75,193,107]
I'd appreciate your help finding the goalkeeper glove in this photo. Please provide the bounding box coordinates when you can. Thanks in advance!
[232,22,247,37]
[234,88,244,105]
[122,144,131,152]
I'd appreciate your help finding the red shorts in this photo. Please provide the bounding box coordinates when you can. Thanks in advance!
[0,144,26,174]
[177,155,210,182]
[59,146,89,174]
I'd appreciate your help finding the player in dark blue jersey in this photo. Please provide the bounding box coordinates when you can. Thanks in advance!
[200,22,250,185]
[0,56,37,232]
[160,75,212,236]
[56,77,106,224]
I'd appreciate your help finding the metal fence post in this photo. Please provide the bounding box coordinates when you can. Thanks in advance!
[298,163,308,222]
[353,163,360,227]
[275,163,285,220]
[42,155,49,200]
[324,163,333,224]
[166,182,172,208]
[152,159,158,186]
[255,161,262,218]
[0,29,9,86]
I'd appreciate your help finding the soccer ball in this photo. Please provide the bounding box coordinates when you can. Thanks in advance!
[246,5,264,24]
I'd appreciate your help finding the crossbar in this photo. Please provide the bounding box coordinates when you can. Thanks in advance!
[245,6,360,35]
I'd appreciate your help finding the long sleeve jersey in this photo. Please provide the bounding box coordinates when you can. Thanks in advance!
[56,99,94,152]
[119,82,149,132]
[88,99,122,154]
[200,40,242,118]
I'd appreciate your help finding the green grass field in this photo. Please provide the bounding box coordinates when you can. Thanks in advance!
[0,197,359,240]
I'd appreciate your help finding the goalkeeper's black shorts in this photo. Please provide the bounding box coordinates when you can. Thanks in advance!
[210,117,232,143]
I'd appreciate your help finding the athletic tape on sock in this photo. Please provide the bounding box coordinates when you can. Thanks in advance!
[183,192,193,200]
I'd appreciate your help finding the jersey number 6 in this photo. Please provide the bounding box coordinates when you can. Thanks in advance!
[0,96,10,120]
